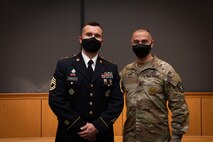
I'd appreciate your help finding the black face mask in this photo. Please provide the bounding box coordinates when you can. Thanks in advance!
[132,44,152,58]
[81,37,101,53]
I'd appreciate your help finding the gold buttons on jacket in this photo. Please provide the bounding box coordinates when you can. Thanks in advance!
[89,111,93,115]
[89,83,94,116]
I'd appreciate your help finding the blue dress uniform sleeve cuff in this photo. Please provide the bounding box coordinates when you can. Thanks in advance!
[92,117,110,133]
[61,117,86,133]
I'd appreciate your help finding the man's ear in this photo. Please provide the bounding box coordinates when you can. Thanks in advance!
[151,40,154,48]
[79,36,82,44]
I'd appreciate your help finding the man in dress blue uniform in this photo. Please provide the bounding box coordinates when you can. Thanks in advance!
[49,22,124,142]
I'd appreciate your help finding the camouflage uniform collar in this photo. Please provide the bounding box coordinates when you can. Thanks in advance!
[131,56,158,72]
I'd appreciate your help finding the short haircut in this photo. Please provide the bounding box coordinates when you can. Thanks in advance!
[132,28,153,39]
[82,21,103,31]
[134,28,151,34]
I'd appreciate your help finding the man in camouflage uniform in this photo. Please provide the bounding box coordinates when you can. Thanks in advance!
[120,28,189,142]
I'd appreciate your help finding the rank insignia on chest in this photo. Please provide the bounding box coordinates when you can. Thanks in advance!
[101,72,113,79]
[148,87,157,95]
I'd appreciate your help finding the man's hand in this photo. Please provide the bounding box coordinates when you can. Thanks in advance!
[78,123,98,142]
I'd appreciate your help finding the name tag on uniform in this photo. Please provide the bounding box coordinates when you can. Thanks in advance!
[67,76,78,81]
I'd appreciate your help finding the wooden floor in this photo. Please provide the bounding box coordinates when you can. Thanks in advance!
[0,136,213,142]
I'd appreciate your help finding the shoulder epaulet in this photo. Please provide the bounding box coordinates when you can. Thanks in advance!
[100,56,113,64]
[60,56,71,60]
[60,54,77,60]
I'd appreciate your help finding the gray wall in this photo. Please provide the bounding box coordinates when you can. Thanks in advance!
[0,0,81,92]
[1,0,213,92]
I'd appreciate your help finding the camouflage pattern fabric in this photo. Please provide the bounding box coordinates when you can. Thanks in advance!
[120,56,189,142]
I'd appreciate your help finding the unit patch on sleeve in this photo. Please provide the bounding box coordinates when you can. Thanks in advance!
[50,77,56,91]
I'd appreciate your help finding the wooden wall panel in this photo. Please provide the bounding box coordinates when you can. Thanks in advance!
[0,92,213,138]
[202,97,213,135]
[185,96,201,135]
[41,99,57,137]
[113,111,123,136]
[0,99,41,138]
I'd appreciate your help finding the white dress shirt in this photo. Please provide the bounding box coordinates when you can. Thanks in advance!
[81,51,98,71]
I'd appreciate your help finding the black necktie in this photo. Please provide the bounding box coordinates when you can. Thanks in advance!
[87,60,94,80]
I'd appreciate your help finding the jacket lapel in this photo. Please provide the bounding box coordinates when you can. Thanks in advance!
[92,56,106,82]
[73,53,91,81]
[73,54,106,82]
